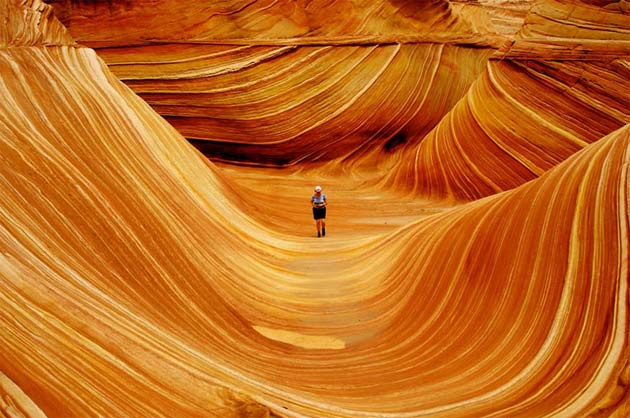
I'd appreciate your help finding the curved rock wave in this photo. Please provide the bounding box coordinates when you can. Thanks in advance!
[131,44,492,166]
[1,0,629,417]
[47,0,476,45]
[46,0,501,167]
[1,0,74,46]
[1,40,628,415]
[386,0,630,200]
[73,42,494,166]
[386,58,629,200]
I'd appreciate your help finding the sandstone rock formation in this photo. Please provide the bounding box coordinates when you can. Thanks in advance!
[386,0,630,200]
[452,0,532,36]
[48,0,477,45]
[1,0,629,417]
[48,0,501,167]
[1,0,73,46]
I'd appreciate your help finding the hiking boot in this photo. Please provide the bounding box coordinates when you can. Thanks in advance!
[322,227,326,237]
[317,232,321,237]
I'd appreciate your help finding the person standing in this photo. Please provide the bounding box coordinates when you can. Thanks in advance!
[311,186,327,237]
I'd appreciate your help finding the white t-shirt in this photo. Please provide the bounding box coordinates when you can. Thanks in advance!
[311,194,326,205]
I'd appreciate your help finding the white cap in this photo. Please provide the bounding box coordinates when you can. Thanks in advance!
[314,186,322,192]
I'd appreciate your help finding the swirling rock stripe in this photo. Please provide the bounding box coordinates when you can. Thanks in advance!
[520,0,630,41]
[0,41,629,417]
[0,372,46,417]
[497,0,630,59]
[0,45,280,416]
[47,0,474,46]
[40,0,499,168]
[0,0,75,47]
[385,0,630,201]
[1,0,629,417]
[451,0,532,37]
[357,125,629,416]
[93,43,493,166]
[386,56,630,201]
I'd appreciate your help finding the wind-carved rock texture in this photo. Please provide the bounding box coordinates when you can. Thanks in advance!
[48,0,500,167]
[1,0,630,417]
[1,0,74,46]
[452,0,532,36]
[387,0,630,200]
[48,0,477,45]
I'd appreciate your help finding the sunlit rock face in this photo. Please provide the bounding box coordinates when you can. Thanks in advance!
[47,0,500,166]
[1,0,74,46]
[1,1,273,415]
[48,0,475,44]
[451,0,532,36]
[386,0,630,200]
[1,0,629,417]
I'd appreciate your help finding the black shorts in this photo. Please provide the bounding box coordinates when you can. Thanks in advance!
[313,207,326,220]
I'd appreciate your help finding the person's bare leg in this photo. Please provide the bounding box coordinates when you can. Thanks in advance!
[316,219,321,237]
[321,219,326,237]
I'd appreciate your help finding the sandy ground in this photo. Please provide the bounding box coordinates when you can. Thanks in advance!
[218,163,457,239]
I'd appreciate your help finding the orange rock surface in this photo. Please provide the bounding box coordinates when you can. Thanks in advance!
[48,0,500,167]
[48,0,477,45]
[1,0,629,417]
